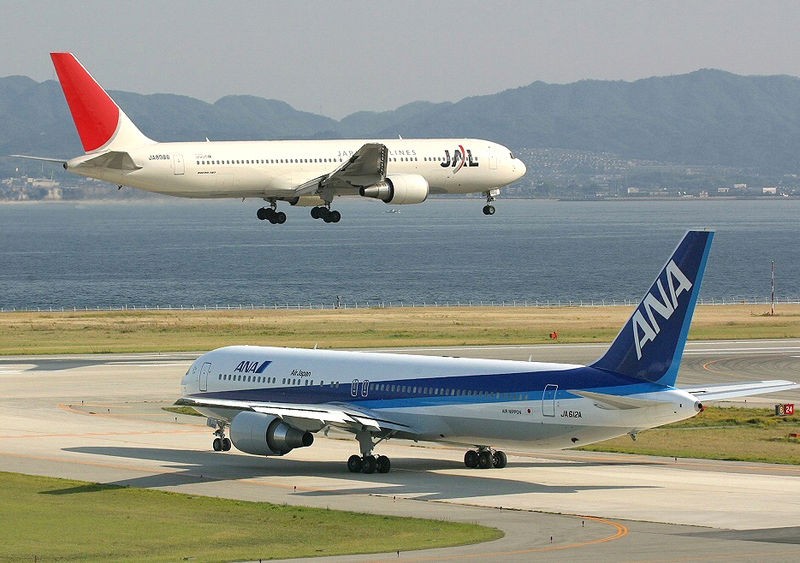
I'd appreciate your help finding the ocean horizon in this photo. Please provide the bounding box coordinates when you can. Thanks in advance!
[1,198,798,311]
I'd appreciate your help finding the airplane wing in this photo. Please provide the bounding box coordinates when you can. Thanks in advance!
[293,142,388,196]
[682,380,799,402]
[175,395,414,434]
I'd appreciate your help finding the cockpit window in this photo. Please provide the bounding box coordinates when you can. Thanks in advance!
[509,152,515,159]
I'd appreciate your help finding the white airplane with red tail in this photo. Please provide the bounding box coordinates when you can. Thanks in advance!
[15,53,526,224]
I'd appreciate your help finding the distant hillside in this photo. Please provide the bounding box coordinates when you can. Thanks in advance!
[3,69,800,175]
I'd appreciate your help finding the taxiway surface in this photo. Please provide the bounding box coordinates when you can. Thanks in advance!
[1,340,799,561]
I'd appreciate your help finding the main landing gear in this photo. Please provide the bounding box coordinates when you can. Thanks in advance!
[347,453,391,474]
[257,201,287,224]
[464,446,507,469]
[347,430,391,473]
[211,421,232,452]
[310,205,341,223]
[482,189,499,216]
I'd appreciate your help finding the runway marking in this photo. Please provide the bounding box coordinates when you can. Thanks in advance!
[686,347,800,354]
[397,515,628,560]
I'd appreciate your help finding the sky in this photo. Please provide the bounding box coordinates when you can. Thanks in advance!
[3,0,800,119]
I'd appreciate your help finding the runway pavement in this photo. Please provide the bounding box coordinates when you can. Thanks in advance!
[1,340,799,561]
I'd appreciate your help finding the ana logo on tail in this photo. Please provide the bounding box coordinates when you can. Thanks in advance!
[631,260,693,360]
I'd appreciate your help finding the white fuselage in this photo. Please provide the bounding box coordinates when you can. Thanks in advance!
[181,345,700,451]
[68,138,525,199]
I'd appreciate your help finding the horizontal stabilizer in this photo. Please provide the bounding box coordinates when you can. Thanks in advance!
[74,151,142,171]
[683,380,799,401]
[9,154,67,164]
[571,390,667,410]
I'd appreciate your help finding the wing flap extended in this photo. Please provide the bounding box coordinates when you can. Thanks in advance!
[293,142,388,196]
[683,380,799,401]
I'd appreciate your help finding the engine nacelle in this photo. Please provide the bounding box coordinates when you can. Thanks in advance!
[230,411,314,456]
[360,174,429,205]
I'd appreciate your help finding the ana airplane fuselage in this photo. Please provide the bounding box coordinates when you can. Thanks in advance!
[175,230,798,473]
[181,345,701,452]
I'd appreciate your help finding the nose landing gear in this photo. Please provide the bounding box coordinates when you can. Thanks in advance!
[210,420,232,452]
[482,189,500,215]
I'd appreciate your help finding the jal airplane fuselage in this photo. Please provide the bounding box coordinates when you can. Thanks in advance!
[68,138,523,200]
[20,53,526,223]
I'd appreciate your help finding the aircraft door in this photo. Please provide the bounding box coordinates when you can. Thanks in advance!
[173,154,185,175]
[542,384,557,417]
[488,147,498,170]
[199,362,212,392]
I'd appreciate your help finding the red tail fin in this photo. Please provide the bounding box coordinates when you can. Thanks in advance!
[50,53,121,152]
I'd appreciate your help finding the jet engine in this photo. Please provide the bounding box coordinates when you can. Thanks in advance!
[360,174,429,204]
[230,411,314,456]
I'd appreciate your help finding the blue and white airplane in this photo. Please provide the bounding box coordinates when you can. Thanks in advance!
[177,231,797,473]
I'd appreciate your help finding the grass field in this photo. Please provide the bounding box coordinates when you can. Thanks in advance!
[2,303,799,355]
[0,472,501,561]
[579,406,800,464]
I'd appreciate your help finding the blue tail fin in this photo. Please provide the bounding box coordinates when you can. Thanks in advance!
[591,230,714,387]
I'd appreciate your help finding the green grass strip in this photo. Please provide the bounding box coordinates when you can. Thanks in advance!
[0,472,501,561]
[580,407,800,464]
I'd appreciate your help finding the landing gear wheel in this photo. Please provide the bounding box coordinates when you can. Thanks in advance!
[347,454,363,473]
[213,437,222,452]
[222,438,232,451]
[256,207,268,220]
[492,450,507,468]
[312,206,340,223]
[464,450,479,468]
[478,450,493,469]
[482,205,496,216]
[376,455,391,473]
[274,211,287,224]
[362,455,377,474]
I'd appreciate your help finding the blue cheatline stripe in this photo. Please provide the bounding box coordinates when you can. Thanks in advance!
[193,365,671,409]
[256,361,272,373]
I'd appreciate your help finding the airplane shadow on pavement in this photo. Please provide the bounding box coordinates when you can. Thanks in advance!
[61,446,654,501]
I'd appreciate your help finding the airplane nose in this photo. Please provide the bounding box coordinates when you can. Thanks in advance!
[516,159,527,179]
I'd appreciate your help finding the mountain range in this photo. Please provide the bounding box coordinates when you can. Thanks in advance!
[3,69,800,177]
